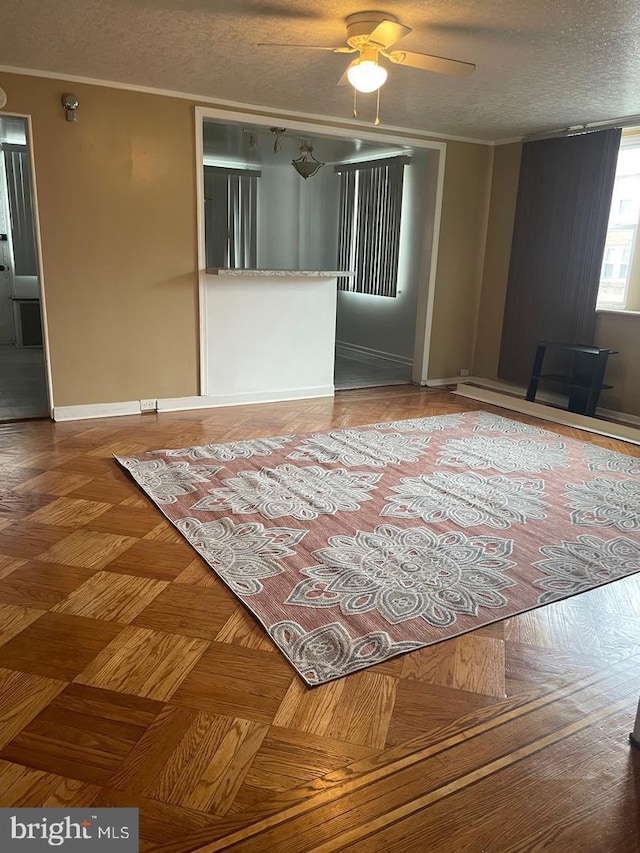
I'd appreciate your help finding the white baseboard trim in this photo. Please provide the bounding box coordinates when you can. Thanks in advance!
[454,383,640,446]
[427,375,640,429]
[336,341,413,366]
[461,376,572,408]
[424,376,478,387]
[50,379,640,433]
[54,387,335,421]
[158,386,334,412]
[597,406,640,428]
[53,400,141,421]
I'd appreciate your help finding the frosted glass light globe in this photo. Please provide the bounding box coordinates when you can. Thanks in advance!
[347,61,388,93]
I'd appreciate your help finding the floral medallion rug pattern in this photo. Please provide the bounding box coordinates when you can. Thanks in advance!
[116,411,640,685]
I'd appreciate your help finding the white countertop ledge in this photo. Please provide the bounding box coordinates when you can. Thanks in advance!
[206,269,354,278]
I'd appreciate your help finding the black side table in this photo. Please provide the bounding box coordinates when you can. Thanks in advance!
[525,341,616,417]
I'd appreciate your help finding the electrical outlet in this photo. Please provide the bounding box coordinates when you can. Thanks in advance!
[139,399,157,412]
[459,368,470,377]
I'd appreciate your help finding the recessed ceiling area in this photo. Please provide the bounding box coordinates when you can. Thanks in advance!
[202,118,412,168]
[201,115,431,273]
[2,0,640,141]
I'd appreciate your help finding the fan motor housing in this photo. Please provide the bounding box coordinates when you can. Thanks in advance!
[345,11,397,49]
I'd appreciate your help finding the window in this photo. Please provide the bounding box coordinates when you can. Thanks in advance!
[2,144,38,277]
[597,135,640,311]
[203,166,260,269]
[335,156,409,297]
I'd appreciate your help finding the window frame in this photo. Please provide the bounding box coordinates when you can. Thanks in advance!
[596,132,640,313]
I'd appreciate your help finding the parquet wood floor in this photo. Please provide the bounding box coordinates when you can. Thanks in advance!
[0,387,638,852]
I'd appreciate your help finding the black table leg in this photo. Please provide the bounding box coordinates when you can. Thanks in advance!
[526,342,546,402]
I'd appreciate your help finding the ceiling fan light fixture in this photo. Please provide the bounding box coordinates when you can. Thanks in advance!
[347,59,387,93]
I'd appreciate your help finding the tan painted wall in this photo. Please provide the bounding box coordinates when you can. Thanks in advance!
[426,140,494,379]
[2,71,495,408]
[473,142,522,378]
[595,312,640,416]
[2,72,199,407]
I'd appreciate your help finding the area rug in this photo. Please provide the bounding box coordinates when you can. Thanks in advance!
[116,411,640,685]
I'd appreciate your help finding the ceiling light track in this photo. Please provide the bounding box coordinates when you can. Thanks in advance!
[523,114,640,143]
[241,127,326,177]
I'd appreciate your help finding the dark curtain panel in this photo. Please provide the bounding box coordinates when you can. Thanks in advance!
[498,128,621,384]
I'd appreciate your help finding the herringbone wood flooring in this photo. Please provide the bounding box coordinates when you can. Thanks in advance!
[0,387,638,852]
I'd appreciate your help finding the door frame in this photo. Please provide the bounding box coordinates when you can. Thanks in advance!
[194,104,447,396]
[0,112,54,416]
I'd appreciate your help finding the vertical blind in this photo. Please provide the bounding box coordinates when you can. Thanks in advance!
[3,144,38,277]
[336,156,409,297]
[204,166,260,269]
[498,128,621,384]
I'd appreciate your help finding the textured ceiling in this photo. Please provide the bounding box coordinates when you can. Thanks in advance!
[1,0,640,141]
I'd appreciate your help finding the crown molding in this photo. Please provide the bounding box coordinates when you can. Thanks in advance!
[0,63,495,147]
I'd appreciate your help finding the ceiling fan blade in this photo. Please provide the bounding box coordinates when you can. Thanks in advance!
[337,60,357,86]
[385,50,476,77]
[368,19,412,49]
[257,43,355,53]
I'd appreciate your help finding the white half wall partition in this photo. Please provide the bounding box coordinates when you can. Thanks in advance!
[201,270,341,406]
[196,106,448,397]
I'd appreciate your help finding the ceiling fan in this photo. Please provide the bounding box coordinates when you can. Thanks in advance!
[258,10,476,95]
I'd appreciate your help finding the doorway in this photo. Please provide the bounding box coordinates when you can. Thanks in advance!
[197,106,446,401]
[334,146,436,391]
[334,346,413,390]
[0,115,49,420]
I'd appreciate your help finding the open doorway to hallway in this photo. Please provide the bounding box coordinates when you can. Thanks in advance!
[0,115,48,420]
[334,345,413,389]
[333,146,437,391]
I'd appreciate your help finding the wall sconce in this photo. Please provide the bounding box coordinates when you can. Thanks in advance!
[292,140,324,179]
[61,93,79,122]
[0,87,7,109]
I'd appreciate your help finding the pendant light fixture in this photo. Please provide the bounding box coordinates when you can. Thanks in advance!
[292,140,324,179]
